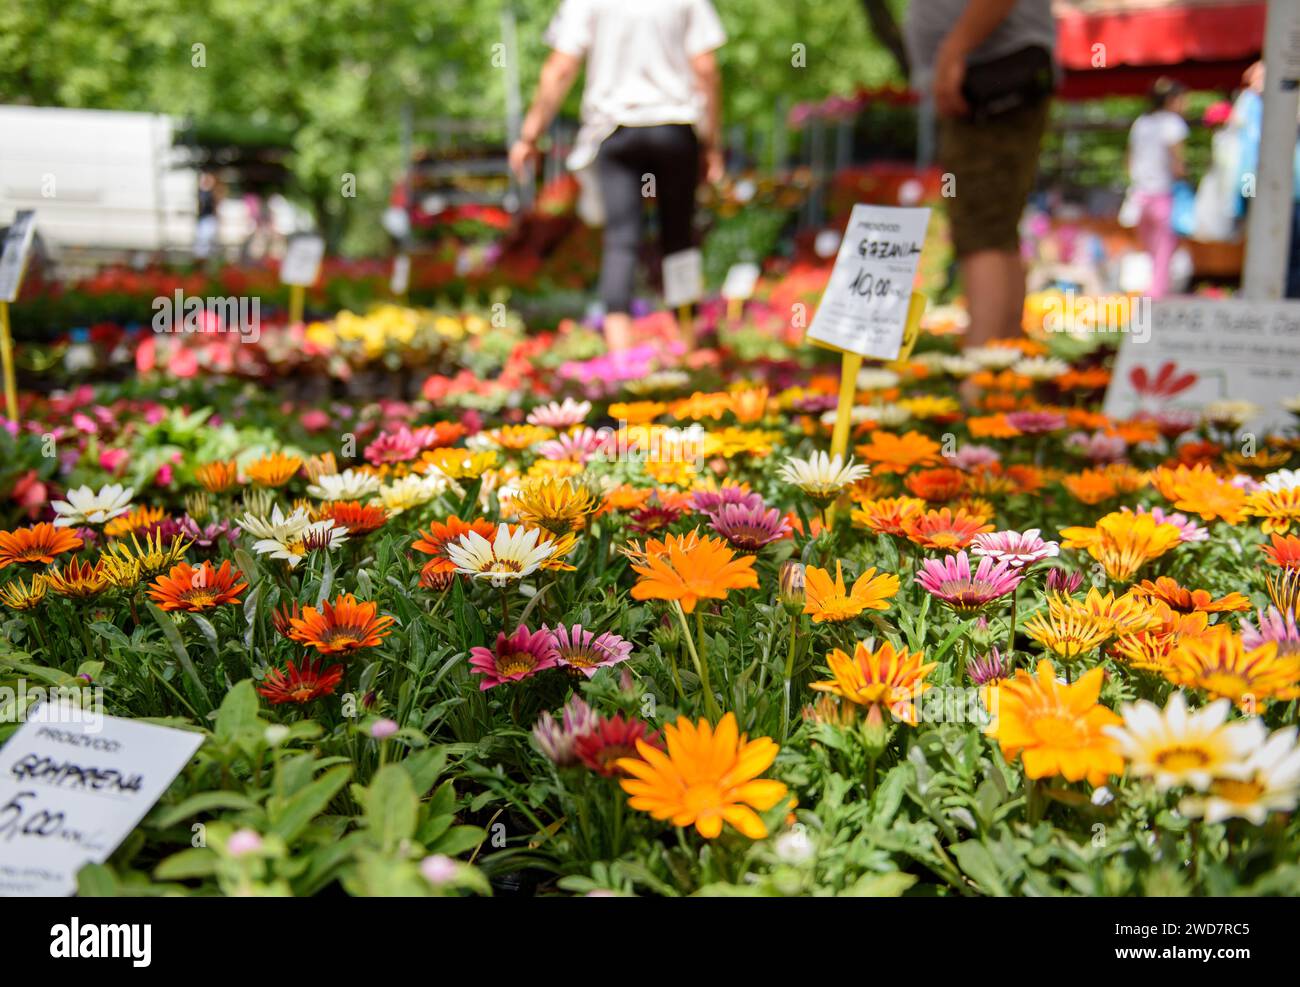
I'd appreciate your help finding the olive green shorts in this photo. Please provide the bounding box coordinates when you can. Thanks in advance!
[939,98,1050,257]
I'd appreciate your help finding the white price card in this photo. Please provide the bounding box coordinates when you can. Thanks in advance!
[0,211,37,304]
[662,248,703,309]
[721,262,761,301]
[390,253,411,295]
[280,233,325,287]
[0,700,204,896]
[807,204,930,360]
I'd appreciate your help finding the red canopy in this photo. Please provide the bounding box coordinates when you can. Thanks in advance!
[1054,0,1266,97]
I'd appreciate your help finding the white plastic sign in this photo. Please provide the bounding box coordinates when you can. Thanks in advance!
[390,253,410,295]
[662,248,703,309]
[0,211,36,304]
[0,701,204,896]
[280,234,325,287]
[721,262,761,301]
[807,204,930,360]
[1103,298,1300,435]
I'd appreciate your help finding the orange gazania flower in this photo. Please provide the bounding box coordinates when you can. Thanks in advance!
[1166,625,1300,709]
[1003,464,1046,494]
[608,400,668,425]
[1130,576,1250,614]
[1110,606,1213,672]
[103,505,167,538]
[1149,464,1248,525]
[803,561,899,622]
[1109,418,1161,445]
[1059,511,1183,582]
[411,515,497,574]
[257,659,345,705]
[0,523,82,570]
[968,413,1021,439]
[671,391,734,422]
[288,593,396,655]
[1061,470,1117,505]
[964,467,1017,498]
[855,430,942,474]
[1262,533,1300,569]
[985,659,1123,786]
[147,560,248,612]
[851,496,926,537]
[617,713,788,839]
[45,558,108,599]
[1246,486,1300,535]
[903,507,993,550]
[195,460,241,493]
[246,452,303,488]
[600,483,654,514]
[905,467,967,502]
[728,386,770,423]
[318,500,390,537]
[810,639,935,725]
[629,532,758,613]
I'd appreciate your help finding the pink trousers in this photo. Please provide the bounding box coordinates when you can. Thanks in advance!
[1135,191,1176,298]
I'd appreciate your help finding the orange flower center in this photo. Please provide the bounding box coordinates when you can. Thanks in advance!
[497,651,538,677]
[1208,777,1265,804]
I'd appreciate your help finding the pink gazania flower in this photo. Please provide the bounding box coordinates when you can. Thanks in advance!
[469,625,560,690]
[178,516,240,549]
[574,714,664,777]
[915,551,1023,613]
[944,444,1000,471]
[1120,505,1208,543]
[1065,430,1127,463]
[536,427,614,464]
[690,483,764,515]
[968,646,1011,686]
[364,426,424,465]
[707,502,792,551]
[969,528,1060,569]
[1045,567,1084,594]
[532,695,598,767]
[1004,410,1066,434]
[1240,607,1300,658]
[1147,408,1198,440]
[544,623,634,678]
[527,398,592,428]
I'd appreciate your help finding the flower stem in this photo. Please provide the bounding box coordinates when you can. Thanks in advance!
[674,601,720,721]
[781,612,799,743]
[1006,588,1018,658]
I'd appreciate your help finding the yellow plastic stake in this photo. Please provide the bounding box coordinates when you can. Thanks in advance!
[0,302,16,422]
[727,297,742,324]
[829,350,864,464]
[678,304,694,348]
[288,284,305,326]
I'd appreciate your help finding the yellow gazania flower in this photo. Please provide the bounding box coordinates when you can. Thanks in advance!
[194,460,242,493]
[45,559,109,599]
[510,477,598,535]
[1165,625,1300,710]
[608,400,667,425]
[1023,610,1112,660]
[1059,511,1183,582]
[302,452,339,485]
[98,531,191,587]
[103,505,168,539]
[482,424,555,451]
[525,459,584,481]
[703,427,780,459]
[0,573,48,610]
[671,391,733,422]
[1246,486,1300,535]
[421,448,498,480]
[643,458,699,488]
[617,713,788,839]
[985,659,1123,785]
[810,639,935,725]
[245,452,303,488]
[896,394,960,420]
[1110,607,1213,672]
[802,560,899,622]
[1049,587,1164,638]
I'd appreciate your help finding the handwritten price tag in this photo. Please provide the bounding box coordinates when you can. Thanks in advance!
[807,204,930,360]
[0,701,203,896]
[280,233,325,287]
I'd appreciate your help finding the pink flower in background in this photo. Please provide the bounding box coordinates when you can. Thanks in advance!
[1005,410,1066,434]
[944,444,1000,471]
[708,502,792,551]
[155,464,174,487]
[99,448,130,473]
[970,528,1060,568]
[544,624,634,678]
[1240,608,1300,658]
[364,426,423,465]
[72,413,98,434]
[1065,430,1127,463]
[11,471,47,519]
[537,427,613,464]
[299,409,332,431]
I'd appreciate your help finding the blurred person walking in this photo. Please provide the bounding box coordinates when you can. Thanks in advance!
[510,0,727,353]
[1125,78,1189,299]
[193,169,222,262]
[905,0,1056,352]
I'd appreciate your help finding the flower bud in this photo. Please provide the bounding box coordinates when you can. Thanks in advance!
[778,560,806,615]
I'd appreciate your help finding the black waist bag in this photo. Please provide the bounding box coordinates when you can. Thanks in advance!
[961,45,1054,122]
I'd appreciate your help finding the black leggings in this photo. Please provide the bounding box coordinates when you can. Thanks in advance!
[597,124,699,314]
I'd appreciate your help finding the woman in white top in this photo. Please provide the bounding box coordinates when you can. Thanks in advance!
[509,0,727,352]
[1126,78,1189,298]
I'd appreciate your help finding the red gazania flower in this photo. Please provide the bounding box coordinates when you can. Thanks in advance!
[903,507,994,550]
[904,468,966,502]
[257,659,345,705]
[288,594,396,654]
[574,714,664,777]
[412,515,497,574]
[0,522,83,570]
[271,600,302,639]
[147,560,248,612]
[318,500,389,537]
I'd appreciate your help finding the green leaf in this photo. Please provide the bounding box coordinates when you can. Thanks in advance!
[845,870,918,897]
[365,765,419,853]
[147,601,211,710]
[214,679,260,742]
[268,764,352,844]
[951,840,1009,896]
[153,790,260,829]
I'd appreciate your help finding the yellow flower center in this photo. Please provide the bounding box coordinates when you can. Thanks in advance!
[1154,746,1213,771]
[497,651,537,677]
[488,560,523,574]
[1208,777,1265,805]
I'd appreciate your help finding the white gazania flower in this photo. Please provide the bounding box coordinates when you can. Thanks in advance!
[855,368,900,391]
[446,523,555,588]
[256,519,348,569]
[1011,356,1070,381]
[777,451,870,501]
[527,398,592,429]
[375,473,447,515]
[624,369,690,395]
[1180,726,1300,825]
[306,469,382,501]
[963,346,1022,370]
[51,483,135,528]
[819,403,910,429]
[1104,693,1264,792]
[937,354,979,377]
[1201,399,1259,430]
[238,504,311,543]
[1260,468,1300,494]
